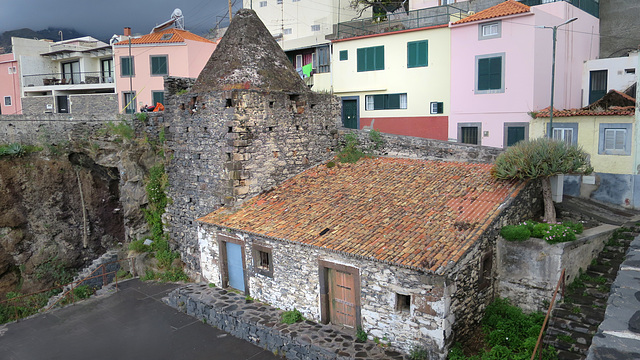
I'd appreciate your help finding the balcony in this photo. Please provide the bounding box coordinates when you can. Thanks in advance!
[23,71,115,88]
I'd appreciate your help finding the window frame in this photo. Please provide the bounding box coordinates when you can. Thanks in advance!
[259,0,267,6]
[364,93,407,111]
[458,122,482,145]
[252,244,273,278]
[503,122,529,148]
[430,101,443,114]
[475,53,505,94]
[122,91,136,114]
[311,24,321,32]
[150,55,168,76]
[339,50,348,61]
[395,293,411,313]
[152,91,165,106]
[357,45,384,72]
[547,122,578,145]
[598,123,632,156]
[479,21,501,40]
[407,40,428,68]
[120,56,135,77]
[4,96,12,106]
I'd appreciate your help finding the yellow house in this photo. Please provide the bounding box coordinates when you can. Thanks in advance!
[530,91,636,175]
[331,25,451,140]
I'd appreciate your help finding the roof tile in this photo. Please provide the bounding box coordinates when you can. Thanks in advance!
[453,0,530,25]
[114,28,215,46]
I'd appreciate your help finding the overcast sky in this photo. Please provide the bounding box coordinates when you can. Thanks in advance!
[0,0,243,40]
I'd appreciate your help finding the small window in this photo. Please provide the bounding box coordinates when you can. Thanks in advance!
[123,91,135,114]
[295,54,303,68]
[252,244,273,277]
[121,56,134,77]
[357,45,384,72]
[365,93,407,110]
[430,102,443,114]
[4,96,12,106]
[479,251,493,290]
[7,66,16,74]
[292,0,300,2]
[311,24,321,32]
[160,33,173,41]
[152,91,165,106]
[259,0,267,6]
[277,0,283,4]
[599,123,632,155]
[479,21,501,40]
[625,68,635,74]
[553,128,574,145]
[458,122,481,145]
[283,28,292,35]
[407,40,428,68]
[339,50,348,61]
[150,55,168,76]
[395,293,411,313]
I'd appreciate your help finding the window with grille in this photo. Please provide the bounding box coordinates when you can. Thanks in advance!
[357,46,384,72]
[252,245,273,277]
[317,46,330,73]
[458,123,481,145]
[430,102,443,114]
[364,93,407,110]
[4,96,11,106]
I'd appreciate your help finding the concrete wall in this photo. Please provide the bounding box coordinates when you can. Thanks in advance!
[582,53,638,107]
[599,0,640,58]
[564,173,640,209]
[497,224,617,312]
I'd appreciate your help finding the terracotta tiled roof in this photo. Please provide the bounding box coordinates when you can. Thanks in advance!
[453,0,530,25]
[199,158,525,273]
[114,28,215,46]
[537,90,636,117]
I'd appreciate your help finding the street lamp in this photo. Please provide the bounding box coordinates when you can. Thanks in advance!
[540,17,578,139]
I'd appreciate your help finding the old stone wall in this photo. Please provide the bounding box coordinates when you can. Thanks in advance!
[198,224,451,357]
[448,180,542,342]
[0,115,119,144]
[164,89,341,276]
[351,130,503,164]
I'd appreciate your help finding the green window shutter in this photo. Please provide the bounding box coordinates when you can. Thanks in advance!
[478,56,502,91]
[407,41,417,67]
[374,46,384,70]
[387,94,400,109]
[408,40,428,68]
[357,48,365,72]
[152,92,165,105]
[121,57,133,76]
[365,47,375,71]
[489,57,502,90]
[418,41,428,67]
[151,56,167,75]
[340,50,348,61]
[478,58,490,91]
[373,95,385,110]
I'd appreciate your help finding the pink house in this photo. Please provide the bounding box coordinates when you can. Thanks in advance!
[113,28,217,113]
[449,0,599,148]
[0,53,20,116]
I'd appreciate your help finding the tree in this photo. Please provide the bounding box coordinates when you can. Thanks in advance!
[349,0,407,19]
[491,138,593,223]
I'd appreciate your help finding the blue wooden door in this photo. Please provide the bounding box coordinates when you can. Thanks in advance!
[226,242,245,291]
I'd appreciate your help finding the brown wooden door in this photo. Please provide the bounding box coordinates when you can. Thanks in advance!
[328,268,356,328]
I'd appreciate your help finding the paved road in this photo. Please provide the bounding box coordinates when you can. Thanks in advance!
[0,279,279,360]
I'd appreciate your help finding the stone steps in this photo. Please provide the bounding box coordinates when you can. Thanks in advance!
[542,227,637,360]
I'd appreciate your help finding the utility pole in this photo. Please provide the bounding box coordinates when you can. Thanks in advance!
[229,0,233,21]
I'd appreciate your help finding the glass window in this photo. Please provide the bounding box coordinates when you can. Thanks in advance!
[311,24,320,32]
[121,56,134,77]
[553,128,574,145]
[101,59,114,83]
[339,50,348,61]
[598,123,632,155]
[259,1,267,6]
[152,91,165,105]
[479,21,501,40]
[4,96,11,106]
[430,102,443,114]
[476,53,505,93]
[357,46,384,72]
[283,28,292,35]
[364,93,407,110]
[123,92,135,114]
[407,40,428,68]
[150,55,168,76]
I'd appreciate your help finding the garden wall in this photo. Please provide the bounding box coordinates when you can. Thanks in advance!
[496,224,618,312]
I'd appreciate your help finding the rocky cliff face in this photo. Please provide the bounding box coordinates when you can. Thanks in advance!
[0,139,161,297]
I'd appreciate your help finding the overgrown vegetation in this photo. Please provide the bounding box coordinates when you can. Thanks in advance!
[448,298,557,360]
[100,121,135,142]
[336,130,385,163]
[0,143,43,158]
[356,327,368,342]
[281,308,304,324]
[500,220,584,244]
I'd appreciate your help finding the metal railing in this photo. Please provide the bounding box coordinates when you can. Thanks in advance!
[335,4,470,40]
[531,268,566,360]
[22,71,115,87]
[0,257,135,324]
[518,0,599,18]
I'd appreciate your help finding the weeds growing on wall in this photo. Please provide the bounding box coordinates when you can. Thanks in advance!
[100,121,134,142]
[0,143,43,158]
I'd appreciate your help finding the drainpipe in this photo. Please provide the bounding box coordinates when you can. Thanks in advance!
[634,50,640,185]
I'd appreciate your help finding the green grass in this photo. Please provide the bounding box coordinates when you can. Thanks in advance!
[281,308,304,324]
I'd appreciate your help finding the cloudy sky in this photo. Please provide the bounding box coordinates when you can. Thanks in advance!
[0,0,244,40]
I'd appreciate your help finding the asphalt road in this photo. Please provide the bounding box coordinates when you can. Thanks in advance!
[0,279,279,360]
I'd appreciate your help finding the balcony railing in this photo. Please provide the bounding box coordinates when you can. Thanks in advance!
[518,0,599,18]
[334,4,471,40]
[23,71,115,88]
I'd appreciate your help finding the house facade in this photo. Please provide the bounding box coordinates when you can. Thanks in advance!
[2,36,116,115]
[582,51,638,107]
[113,28,217,113]
[0,53,20,115]
[331,25,450,139]
[195,157,537,356]
[449,0,599,148]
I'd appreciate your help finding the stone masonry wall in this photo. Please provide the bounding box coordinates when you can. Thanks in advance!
[0,115,118,144]
[198,224,452,358]
[351,130,503,164]
[21,94,117,116]
[448,180,542,343]
[164,89,341,276]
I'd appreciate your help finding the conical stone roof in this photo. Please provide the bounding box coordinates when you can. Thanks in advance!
[192,9,309,93]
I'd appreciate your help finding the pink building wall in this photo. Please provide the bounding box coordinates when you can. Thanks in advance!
[0,53,21,115]
[114,38,216,112]
[449,2,599,148]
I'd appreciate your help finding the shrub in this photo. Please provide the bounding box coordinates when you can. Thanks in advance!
[356,327,368,342]
[158,268,189,282]
[541,224,576,244]
[563,221,584,234]
[128,239,151,253]
[338,133,366,163]
[73,285,95,299]
[281,308,304,324]
[136,112,148,122]
[500,225,531,241]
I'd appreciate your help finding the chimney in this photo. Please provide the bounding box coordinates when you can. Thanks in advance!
[124,27,131,36]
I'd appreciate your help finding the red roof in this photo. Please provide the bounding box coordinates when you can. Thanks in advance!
[114,28,215,46]
[537,90,636,117]
[453,0,530,25]
[198,158,525,273]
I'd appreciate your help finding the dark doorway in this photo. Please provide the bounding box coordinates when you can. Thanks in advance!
[341,98,358,129]
[56,95,69,113]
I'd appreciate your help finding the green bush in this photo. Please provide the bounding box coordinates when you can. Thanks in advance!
[338,133,366,163]
[281,308,304,324]
[541,224,576,244]
[562,221,584,234]
[73,285,94,299]
[500,225,531,241]
[158,268,189,282]
[356,327,368,342]
[128,239,151,253]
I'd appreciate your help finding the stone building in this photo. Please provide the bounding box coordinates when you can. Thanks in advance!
[196,157,540,357]
[163,9,341,274]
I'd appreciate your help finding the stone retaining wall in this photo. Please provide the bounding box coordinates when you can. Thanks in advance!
[497,224,618,312]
